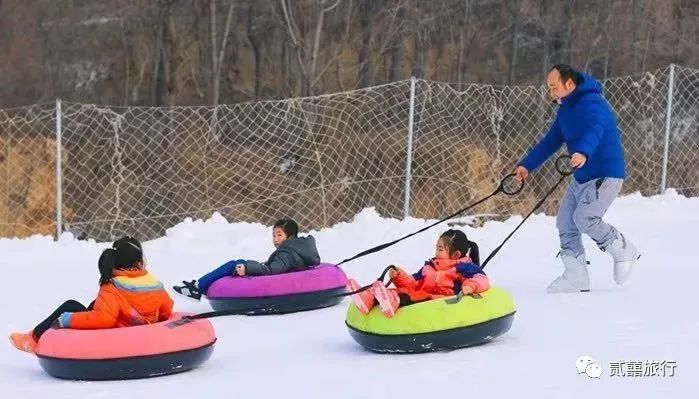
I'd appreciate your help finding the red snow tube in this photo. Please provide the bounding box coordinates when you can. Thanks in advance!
[35,313,216,380]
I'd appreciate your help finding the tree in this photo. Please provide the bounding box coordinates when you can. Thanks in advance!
[210,0,235,107]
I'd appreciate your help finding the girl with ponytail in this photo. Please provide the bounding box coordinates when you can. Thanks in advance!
[346,229,489,318]
[10,236,173,354]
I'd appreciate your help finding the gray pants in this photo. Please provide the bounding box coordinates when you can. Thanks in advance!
[556,177,623,257]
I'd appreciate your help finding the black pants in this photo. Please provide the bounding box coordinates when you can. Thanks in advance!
[33,300,95,339]
[398,293,429,307]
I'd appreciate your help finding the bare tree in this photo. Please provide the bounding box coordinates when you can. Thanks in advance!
[152,0,175,106]
[387,0,406,82]
[507,0,521,84]
[280,0,351,95]
[411,0,425,78]
[602,0,618,78]
[538,0,551,79]
[582,0,606,73]
[456,0,472,84]
[549,0,574,67]
[356,0,374,87]
[632,0,641,73]
[210,0,235,107]
[362,1,409,85]
[245,1,263,98]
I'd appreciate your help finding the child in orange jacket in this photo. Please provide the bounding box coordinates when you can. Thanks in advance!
[9,236,173,354]
[347,229,490,318]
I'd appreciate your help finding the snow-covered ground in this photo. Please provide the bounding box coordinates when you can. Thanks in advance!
[1,190,697,398]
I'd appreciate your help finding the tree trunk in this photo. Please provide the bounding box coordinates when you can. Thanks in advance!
[540,0,549,79]
[281,41,289,97]
[603,0,617,79]
[210,0,235,107]
[457,0,471,84]
[388,4,405,82]
[357,0,373,87]
[583,0,605,73]
[507,0,520,84]
[151,8,163,105]
[561,0,573,65]
[121,20,130,105]
[309,0,326,94]
[246,2,262,98]
[210,0,218,104]
[632,0,641,73]
[280,0,309,96]
[412,1,424,79]
[151,0,174,106]
[673,0,682,62]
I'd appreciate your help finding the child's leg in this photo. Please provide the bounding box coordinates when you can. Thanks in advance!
[371,283,400,318]
[397,287,431,304]
[346,278,376,314]
[397,293,412,306]
[33,300,90,340]
[197,259,246,293]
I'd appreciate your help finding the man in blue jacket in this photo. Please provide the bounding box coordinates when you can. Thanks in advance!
[515,64,641,293]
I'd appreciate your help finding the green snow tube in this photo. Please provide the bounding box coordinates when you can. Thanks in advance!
[345,286,515,353]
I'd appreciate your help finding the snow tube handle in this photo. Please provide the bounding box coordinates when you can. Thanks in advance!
[555,154,574,176]
[498,173,524,196]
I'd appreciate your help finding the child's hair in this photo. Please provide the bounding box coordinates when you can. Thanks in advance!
[273,219,299,238]
[98,236,144,285]
[439,229,480,265]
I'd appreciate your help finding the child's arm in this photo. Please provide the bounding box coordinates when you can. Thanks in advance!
[158,290,174,321]
[59,288,120,329]
[243,260,271,275]
[391,266,423,289]
[456,262,491,294]
[245,249,296,276]
[461,273,490,294]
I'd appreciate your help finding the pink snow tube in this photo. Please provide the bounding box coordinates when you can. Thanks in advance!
[36,312,216,380]
[207,263,348,315]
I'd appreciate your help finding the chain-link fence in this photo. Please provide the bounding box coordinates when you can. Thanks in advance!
[0,104,57,238]
[1,65,697,241]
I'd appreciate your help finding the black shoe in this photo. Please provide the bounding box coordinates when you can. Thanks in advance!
[173,280,202,301]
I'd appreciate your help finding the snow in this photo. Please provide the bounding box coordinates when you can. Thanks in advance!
[1,189,698,398]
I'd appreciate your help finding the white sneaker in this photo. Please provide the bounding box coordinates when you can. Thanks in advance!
[547,253,590,293]
[604,233,641,285]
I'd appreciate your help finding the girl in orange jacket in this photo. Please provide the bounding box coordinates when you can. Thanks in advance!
[347,229,490,318]
[9,236,174,354]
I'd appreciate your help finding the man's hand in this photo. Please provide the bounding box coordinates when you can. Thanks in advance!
[570,152,587,168]
[514,165,529,181]
[235,264,246,276]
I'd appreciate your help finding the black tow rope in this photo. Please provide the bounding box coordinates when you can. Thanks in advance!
[481,155,573,269]
[336,172,526,266]
[168,155,573,325]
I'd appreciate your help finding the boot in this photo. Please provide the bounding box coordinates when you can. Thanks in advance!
[9,331,37,354]
[371,281,400,318]
[603,232,641,285]
[346,278,376,314]
[547,253,590,293]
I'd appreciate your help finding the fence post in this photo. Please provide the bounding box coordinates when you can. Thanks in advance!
[55,99,63,240]
[404,77,416,218]
[660,64,676,194]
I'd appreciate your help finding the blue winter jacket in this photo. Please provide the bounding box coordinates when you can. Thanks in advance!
[519,73,626,183]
